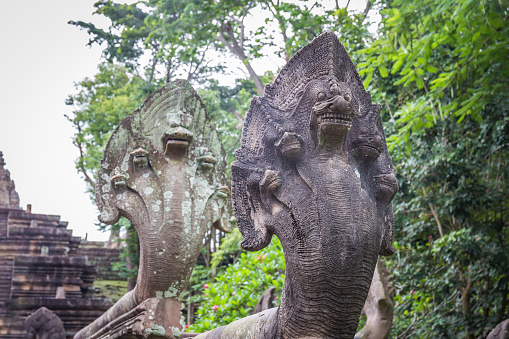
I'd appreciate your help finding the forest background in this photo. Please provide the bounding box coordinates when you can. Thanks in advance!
[65,0,509,337]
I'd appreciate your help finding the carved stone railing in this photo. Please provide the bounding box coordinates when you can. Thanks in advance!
[74,80,231,339]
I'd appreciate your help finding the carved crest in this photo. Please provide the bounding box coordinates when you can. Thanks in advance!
[24,307,65,339]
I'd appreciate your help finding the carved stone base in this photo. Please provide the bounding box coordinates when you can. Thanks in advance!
[78,298,184,339]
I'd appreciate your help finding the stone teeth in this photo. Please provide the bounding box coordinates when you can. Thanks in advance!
[320,115,352,125]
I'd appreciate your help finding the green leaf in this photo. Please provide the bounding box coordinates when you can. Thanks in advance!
[426,64,438,73]
[392,57,405,74]
[363,69,374,88]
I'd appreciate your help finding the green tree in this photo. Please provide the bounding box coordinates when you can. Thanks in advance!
[65,63,148,289]
[65,63,148,190]
[356,0,509,337]
[70,0,218,84]
[188,233,285,333]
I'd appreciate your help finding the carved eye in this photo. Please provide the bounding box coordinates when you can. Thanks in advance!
[317,92,326,101]
[344,93,352,102]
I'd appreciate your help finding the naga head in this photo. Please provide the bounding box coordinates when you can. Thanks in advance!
[310,79,356,140]
[275,132,303,161]
[371,152,398,206]
[350,108,385,168]
[230,32,398,339]
[95,80,231,302]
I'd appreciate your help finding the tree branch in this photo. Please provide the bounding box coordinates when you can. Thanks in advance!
[232,110,244,129]
[216,20,264,94]
[147,42,160,84]
[216,22,236,55]
[422,187,444,237]
[363,0,372,19]
[265,0,290,60]
[75,136,95,188]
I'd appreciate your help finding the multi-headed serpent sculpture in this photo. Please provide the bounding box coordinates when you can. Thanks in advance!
[74,80,231,339]
[76,32,397,339]
[196,31,398,339]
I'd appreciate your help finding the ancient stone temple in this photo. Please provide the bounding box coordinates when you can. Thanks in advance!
[0,152,115,338]
[74,79,231,339]
[77,240,122,281]
[0,151,20,209]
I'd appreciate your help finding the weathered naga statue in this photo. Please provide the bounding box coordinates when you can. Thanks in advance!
[74,80,231,339]
[195,32,398,339]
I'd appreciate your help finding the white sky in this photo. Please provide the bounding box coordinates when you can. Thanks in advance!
[0,0,110,240]
[0,0,372,242]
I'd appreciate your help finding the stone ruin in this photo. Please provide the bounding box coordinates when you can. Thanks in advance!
[0,151,121,338]
[74,79,231,339]
[78,240,123,281]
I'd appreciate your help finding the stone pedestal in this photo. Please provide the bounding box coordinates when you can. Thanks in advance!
[78,298,184,339]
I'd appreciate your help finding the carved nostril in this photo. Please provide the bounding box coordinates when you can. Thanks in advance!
[131,148,149,167]
[331,96,349,111]
[110,174,127,190]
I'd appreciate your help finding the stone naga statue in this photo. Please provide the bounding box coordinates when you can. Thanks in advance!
[74,80,231,339]
[24,307,66,339]
[196,32,398,339]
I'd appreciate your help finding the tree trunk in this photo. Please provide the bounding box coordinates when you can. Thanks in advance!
[216,21,265,95]
[243,58,265,95]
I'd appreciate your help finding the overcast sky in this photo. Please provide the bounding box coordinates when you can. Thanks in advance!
[0,0,110,240]
[0,0,371,242]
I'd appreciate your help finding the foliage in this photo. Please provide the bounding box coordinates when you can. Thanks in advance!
[70,1,217,84]
[70,1,150,70]
[65,63,150,191]
[355,0,509,337]
[93,280,128,303]
[385,100,509,338]
[188,236,285,333]
[210,228,244,268]
[359,0,509,152]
